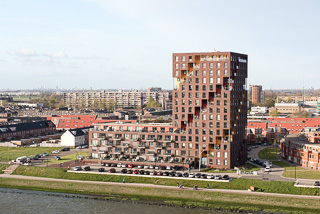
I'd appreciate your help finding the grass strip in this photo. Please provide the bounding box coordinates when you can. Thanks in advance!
[0,164,10,174]
[0,147,62,162]
[0,177,319,214]
[12,165,320,196]
[258,147,280,160]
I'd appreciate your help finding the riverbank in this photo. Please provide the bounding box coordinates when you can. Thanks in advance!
[12,165,320,196]
[0,177,320,214]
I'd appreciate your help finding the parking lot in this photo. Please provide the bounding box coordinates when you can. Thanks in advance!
[69,163,232,182]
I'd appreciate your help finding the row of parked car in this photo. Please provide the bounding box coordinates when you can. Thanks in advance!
[73,166,230,180]
[101,163,186,171]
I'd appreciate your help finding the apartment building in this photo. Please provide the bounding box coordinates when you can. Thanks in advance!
[249,85,264,104]
[63,88,170,109]
[89,52,248,169]
[281,133,320,170]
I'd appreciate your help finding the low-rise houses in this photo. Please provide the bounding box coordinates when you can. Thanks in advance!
[61,127,90,147]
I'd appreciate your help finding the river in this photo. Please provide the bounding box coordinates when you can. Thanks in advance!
[0,188,234,214]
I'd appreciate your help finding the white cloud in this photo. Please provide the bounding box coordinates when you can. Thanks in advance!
[7,49,37,57]
[52,51,68,59]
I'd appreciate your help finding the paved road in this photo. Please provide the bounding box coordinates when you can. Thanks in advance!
[1,173,320,199]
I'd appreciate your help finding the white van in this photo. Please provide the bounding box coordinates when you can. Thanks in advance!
[16,156,27,163]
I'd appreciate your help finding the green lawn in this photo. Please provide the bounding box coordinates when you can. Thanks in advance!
[0,164,9,174]
[48,151,88,164]
[272,161,306,170]
[258,147,280,160]
[0,147,62,162]
[283,170,320,179]
[202,163,259,173]
[12,165,320,196]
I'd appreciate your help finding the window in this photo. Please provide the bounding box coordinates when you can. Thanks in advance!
[216,115,220,121]
[224,159,228,166]
[216,159,220,165]
[217,78,220,83]
[217,62,220,68]
[175,63,178,69]
[217,152,220,158]
[224,152,227,158]
[224,70,228,76]
[210,78,213,83]
[202,78,206,83]
[209,63,213,68]
[224,62,228,68]
[175,56,179,62]
[202,63,206,68]
[210,70,213,76]
[202,70,206,76]
[188,56,192,61]
[217,70,220,76]
[182,56,185,61]
[216,122,220,128]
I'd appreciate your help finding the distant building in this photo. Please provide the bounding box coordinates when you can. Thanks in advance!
[273,102,303,114]
[63,88,170,109]
[249,85,264,104]
[250,106,268,115]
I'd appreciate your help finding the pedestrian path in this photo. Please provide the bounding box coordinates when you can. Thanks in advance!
[2,164,19,174]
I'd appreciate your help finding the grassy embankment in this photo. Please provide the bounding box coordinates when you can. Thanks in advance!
[12,166,320,196]
[48,151,88,164]
[0,147,62,162]
[0,164,10,174]
[0,177,320,214]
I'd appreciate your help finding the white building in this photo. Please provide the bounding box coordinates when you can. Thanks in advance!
[61,127,90,147]
[250,106,268,115]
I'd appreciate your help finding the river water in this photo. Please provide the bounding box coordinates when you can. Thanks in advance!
[0,188,233,214]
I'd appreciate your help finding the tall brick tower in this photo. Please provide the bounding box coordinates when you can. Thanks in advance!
[172,52,248,168]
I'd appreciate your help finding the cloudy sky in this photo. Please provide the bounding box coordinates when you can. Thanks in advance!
[1,0,319,90]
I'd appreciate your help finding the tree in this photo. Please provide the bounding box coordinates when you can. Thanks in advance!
[106,99,116,112]
[146,97,161,108]
[269,108,278,117]
[48,99,56,108]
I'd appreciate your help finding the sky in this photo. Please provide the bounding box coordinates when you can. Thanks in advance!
[0,0,319,90]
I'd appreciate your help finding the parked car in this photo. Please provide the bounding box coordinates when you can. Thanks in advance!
[121,169,128,174]
[173,165,179,170]
[111,163,117,167]
[201,174,207,179]
[138,165,144,169]
[166,166,172,170]
[105,163,111,167]
[169,171,175,177]
[84,166,91,171]
[133,169,139,174]
[43,152,49,157]
[265,166,271,172]
[195,173,202,178]
[74,166,82,171]
[61,147,70,151]
[183,172,189,177]
[108,168,116,173]
[117,163,122,168]
[155,166,160,170]
[175,172,182,177]
[149,165,155,169]
[98,168,105,172]
[82,145,89,148]
[189,173,195,178]
[157,171,163,176]
[128,164,135,168]
[207,174,215,179]
[163,171,169,176]
[144,171,150,175]
[160,166,166,170]
[33,156,39,160]
[314,181,320,186]
[222,175,230,180]
[101,163,106,166]
[52,150,60,154]
[121,163,128,168]
[261,143,267,146]
[215,175,222,180]
[54,156,61,160]
[139,170,145,175]
[150,171,157,176]
[143,165,149,169]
